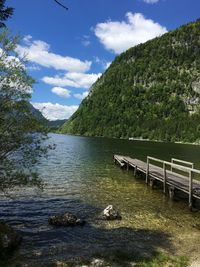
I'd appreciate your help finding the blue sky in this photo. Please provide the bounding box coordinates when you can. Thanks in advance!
[7,0,200,120]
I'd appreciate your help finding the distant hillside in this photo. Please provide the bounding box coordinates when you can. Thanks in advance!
[61,19,200,143]
[27,102,48,124]
[28,103,66,130]
[48,119,67,128]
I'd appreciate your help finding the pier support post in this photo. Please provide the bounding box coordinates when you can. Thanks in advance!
[163,163,167,194]
[127,162,129,171]
[189,171,193,210]
[169,186,175,200]
[150,178,155,189]
[146,157,149,184]
[134,166,137,176]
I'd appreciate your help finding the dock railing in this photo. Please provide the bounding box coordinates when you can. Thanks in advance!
[171,158,194,172]
[146,156,200,208]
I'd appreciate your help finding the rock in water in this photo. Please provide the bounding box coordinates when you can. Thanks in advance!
[48,212,85,226]
[101,205,122,220]
[0,221,22,258]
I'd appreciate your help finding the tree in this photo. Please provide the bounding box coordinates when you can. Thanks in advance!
[0,0,14,28]
[0,30,52,192]
[0,0,56,193]
[0,0,68,30]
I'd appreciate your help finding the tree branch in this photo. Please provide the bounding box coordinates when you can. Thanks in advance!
[54,0,68,10]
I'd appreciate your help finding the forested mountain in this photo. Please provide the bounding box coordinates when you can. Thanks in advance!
[48,119,67,128]
[28,103,66,130]
[27,102,48,124]
[61,19,200,142]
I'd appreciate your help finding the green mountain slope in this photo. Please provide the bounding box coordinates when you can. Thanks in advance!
[28,103,67,130]
[61,19,200,142]
[27,102,48,124]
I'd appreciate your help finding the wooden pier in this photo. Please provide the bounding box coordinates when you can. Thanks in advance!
[113,154,200,209]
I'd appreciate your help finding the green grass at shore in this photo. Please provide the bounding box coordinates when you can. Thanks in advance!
[42,251,189,267]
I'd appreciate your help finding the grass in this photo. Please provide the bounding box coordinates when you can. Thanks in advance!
[135,252,189,267]
[1,250,190,267]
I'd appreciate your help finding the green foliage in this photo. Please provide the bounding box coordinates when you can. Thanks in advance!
[61,19,200,143]
[135,252,189,267]
[34,252,189,267]
[0,30,51,192]
[0,0,14,28]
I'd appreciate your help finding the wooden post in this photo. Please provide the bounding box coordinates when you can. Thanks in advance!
[189,170,193,210]
[127,162,129,171]
[163,163,167,194]
[169,186,175,200]
[150,178,154,189]
[146,157,149,184]
[134,166,137,176]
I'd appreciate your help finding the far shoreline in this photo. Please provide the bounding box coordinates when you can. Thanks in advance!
[53,131,200,147]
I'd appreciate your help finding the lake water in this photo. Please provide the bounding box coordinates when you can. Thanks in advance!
[1,134,200,266]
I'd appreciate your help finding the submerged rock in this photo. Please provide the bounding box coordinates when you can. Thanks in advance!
[91,258,105,267]
[193,188,200,197]
[0,221,22,258]
[100,205,122,220]
[48,212,86,226]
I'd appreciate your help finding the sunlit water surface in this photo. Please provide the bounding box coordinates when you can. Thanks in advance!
[0,134,200,265]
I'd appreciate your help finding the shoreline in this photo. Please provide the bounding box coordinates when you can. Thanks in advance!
[55,131,200,146]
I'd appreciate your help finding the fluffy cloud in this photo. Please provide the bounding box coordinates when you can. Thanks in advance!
[51,87,71,98]
[94,57,112,70]
[42,72,101,89]
[26,64,41,71]
[74,91,89,100]
[16,36,91,73]
[94,12,167,54]
[143,0,159,3]
[32,102,78,120]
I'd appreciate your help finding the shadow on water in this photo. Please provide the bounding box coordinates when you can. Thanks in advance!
[1,198,174,267]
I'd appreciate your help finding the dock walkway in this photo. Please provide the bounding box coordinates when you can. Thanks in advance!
[113,154,200,208]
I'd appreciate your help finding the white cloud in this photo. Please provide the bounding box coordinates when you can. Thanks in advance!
[26,64,41,71]
[51,87,71,98]
[143,0,159,4]
[23,35,32,44]
[42,72,101,89]
[74,91,89,100]
[16,36,91,73]
[94,57,111,70]
[105,61,111,69]
[81,35,91,47]
[32,102,78,120]
[82,40,91,47]
[94,12,167,54]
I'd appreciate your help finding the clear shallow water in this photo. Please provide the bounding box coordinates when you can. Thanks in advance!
[1,134,200,265]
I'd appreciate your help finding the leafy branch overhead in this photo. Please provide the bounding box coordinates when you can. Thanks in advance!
[0,0,14,28]
[0,0,68,29]
[0,1,54,192]
[54,0,68,10]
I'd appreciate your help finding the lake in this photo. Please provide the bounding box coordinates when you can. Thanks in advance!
[1,133,200,266]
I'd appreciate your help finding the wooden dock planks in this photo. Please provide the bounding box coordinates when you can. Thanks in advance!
[113,154,200,208]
